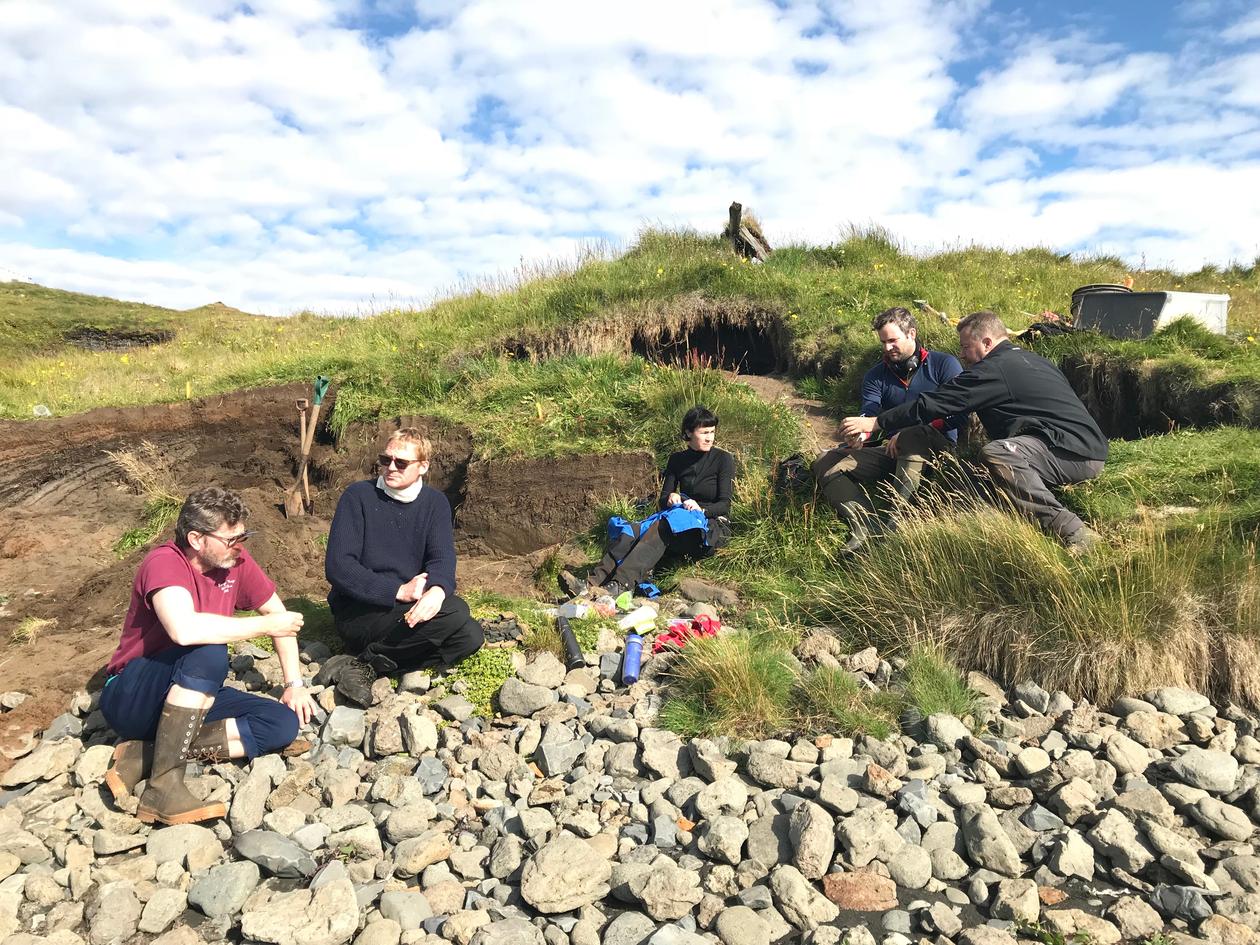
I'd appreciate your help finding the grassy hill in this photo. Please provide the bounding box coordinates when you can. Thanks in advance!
[5,226,1260,731]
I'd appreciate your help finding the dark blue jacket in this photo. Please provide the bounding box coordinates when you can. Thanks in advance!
[325,480,457,609]
[861,349,967,441]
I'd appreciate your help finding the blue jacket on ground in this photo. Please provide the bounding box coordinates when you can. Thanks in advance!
[860,349,967,441]
[325,480,457,609]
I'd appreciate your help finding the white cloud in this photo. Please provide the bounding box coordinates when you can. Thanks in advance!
[0,0,1257,314]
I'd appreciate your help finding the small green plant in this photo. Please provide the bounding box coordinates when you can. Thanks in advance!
[796,666,901,739]
[1017,920,1093,945]
[446,647,514,717]
[901,644,982,726]
[12,616,55,645]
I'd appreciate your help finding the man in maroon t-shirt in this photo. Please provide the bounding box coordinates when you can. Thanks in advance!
[100,487,312,826]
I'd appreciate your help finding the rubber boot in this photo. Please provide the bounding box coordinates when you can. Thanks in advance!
[838,501,880,554]
[104,740,153,804]
[136,704,227,826]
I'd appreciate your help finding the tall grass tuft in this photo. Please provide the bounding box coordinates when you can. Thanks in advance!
[657,630,799,739]
[107,441,183,555]
[814,492,1260,707]
[795,666,901,739]
[901,644,982,724]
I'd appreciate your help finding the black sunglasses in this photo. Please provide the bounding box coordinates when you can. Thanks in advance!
[202,530,255,548]
[378,453,422,470]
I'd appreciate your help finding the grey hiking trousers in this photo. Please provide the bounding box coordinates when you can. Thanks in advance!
[979,435,1103,540]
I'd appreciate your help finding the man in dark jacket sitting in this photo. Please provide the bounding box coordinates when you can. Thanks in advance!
[323,428,483,706]
[842,310,1107,551]
[815,306,967,551]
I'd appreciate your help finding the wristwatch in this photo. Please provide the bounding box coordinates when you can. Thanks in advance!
[284,678,305,689]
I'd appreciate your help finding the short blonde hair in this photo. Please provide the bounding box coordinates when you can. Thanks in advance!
[386,427,432,462]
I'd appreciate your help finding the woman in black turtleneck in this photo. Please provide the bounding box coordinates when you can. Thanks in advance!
[587,406,735,595]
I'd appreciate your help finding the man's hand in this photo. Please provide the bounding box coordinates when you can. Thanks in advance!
[396,573,428,603]
[666,492,683,507]
[885,431,901,458]
[265,610,304,638]
[840,415,878,439]
[681,498,702,512]
[281,686,316,726]
[405,586,447,627]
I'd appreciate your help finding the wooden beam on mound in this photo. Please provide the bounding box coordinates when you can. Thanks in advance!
[728,201,771,262]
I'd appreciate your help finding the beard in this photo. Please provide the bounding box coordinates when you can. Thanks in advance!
[196,547,239,572]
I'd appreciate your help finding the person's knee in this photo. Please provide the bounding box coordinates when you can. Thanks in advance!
[249,702,300,756]
[176,644,230,692]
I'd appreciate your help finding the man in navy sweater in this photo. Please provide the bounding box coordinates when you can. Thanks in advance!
[814,307,967,551]
[323,428,483,706]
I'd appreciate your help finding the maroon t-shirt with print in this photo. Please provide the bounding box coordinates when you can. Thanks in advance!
[107,541,276,674]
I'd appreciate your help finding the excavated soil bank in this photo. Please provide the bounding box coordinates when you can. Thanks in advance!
[1061,353,1260,438]
[499,296,794,375]
[62,325,176,351]
[0,387,656,766]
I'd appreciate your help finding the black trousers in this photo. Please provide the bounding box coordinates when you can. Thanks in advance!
[588,519,724,589]
[330,593,484,674]
[979,435,1103,539]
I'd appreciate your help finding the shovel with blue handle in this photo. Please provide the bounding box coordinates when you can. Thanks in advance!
[285,376,330,518]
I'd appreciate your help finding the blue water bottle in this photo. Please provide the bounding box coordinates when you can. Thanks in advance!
[622,633,644,685]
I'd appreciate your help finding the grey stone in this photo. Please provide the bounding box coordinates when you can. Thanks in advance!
[392,830,453,876]
[1021,804,1064,832]
[518,653,566,689]
[925,714,971,750]
[379,890,432,931]
[414,756,449,795]
[770,864,839,931]
[688,738,737,781]
[631,858,703,920]
[536,740,584,777]
[640,728,691,780]
[586,714,638,743]
[1188,796,1254,840]
[240,873,359,945]
[1169,748,1239,793]
[497,678,555,717]
[146,824,222,867]
[959,804,1022,877]
[887,845,931,889]
[1087,810,1154,873]
[603,912,655,945]
[436,695,476,721]
[837,807,903,868]
[715,905,770,945]
[189,860,262,920]
[519,835,611,913]
[1105,733,1151,776]
[400,713,438,756]
[138,888,187,935]
[234,830,318,878]
[322,706,366,747]
[990,879,1039,923]
[89,881,142,945]
[1147,687,1211,716]
[697,816,748,865]
[1149,885,1214,922]
[0,739,81,787]
[789,801,835,880]
[469,918,546,945]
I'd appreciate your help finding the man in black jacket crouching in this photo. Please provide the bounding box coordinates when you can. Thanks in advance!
[323,428,483,706]
[841,310,1107,551]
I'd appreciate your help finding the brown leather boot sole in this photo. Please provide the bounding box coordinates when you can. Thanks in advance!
[104,741,152,805]
[136,800,227,826]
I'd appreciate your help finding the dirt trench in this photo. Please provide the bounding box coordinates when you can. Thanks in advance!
[499,296,796,376]
[0,385,655,766]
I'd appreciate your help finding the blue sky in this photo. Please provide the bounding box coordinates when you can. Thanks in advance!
[1,0,1258,313]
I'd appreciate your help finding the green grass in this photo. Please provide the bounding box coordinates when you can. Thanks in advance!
[446,647,515,717]
[6,228,1258,449]
[795,666,901,739]
[900,645,982,724]
[112,495,181,556]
